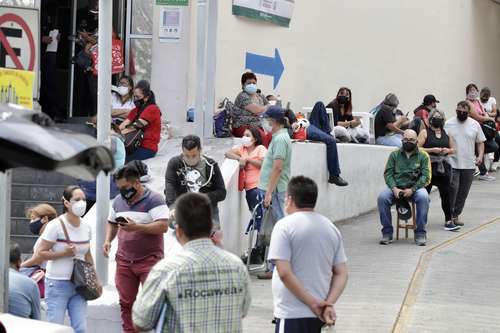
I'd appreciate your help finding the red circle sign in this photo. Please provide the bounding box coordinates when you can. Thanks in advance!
[0,13,36,71]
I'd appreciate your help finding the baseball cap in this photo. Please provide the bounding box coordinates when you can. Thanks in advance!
[263,106,285,120]
[423,94,439,105]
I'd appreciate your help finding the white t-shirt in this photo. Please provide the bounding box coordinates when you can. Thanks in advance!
[41,216,91,280]
[481,97,497,114]
[112,93,135,110]
[268,211,347,319]
[445,117,486,170]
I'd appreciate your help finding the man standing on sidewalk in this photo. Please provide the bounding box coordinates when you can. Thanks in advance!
[445,101,486,227]
[103,165,169,333]
[164,135,226,244]
[257,106,292,279]
[268,176,348,332]
[132,193,251,332]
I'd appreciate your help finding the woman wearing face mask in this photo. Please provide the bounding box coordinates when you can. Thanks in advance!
[233,72,271,146]
[417,109,459,232]
[466,83,498,180]
[35,186,99,333]
[111,75,135,121]
[225,127,268,220]
[120,80,162,162]
[327,87,369,143]
[20,204,58,272]
[480,87,500,170]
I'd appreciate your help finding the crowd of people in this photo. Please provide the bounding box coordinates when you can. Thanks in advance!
[5,71,500,333]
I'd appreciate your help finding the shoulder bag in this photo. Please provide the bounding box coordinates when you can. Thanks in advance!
[124,108,145,154]
[59,219,102,301]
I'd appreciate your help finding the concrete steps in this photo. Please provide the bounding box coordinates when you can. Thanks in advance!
[10,168,75,253]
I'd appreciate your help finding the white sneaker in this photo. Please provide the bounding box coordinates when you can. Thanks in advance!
[473,169,481,177]
[478,174,496,181]
[491,162,499,172]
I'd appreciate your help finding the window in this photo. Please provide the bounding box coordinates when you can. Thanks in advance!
[126,0,153,82]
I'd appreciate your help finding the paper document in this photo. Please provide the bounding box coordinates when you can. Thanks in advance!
[46,29,59,52]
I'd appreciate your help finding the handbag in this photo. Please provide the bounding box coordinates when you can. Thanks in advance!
[256,206,278,247]
[238,169,246,191]
[123,128,144,154]
[59,219,102,301]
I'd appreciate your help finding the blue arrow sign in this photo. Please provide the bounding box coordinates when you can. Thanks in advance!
[245,48,284,89]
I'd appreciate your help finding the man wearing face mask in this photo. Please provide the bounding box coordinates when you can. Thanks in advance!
[164,135,226,242]
[378,129,431,246]
[445,101,486,227]
[103,166,169,333]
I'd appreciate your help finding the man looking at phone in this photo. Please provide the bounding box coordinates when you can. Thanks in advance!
[103,165,169,333]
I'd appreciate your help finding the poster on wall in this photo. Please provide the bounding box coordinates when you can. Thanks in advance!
[232,0,295,27]
[159,7,182,43]
[0,68,34,109]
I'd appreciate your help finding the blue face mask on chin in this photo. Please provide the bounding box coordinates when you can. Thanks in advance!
[244,83,258,94]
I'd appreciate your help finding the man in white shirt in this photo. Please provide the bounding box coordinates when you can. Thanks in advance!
[268,176,348,333]
[444,101,486,227]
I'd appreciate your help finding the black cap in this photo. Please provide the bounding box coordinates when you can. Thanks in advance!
[423,94,439,105]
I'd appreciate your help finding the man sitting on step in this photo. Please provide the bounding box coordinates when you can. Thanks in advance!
[377,129,431,246]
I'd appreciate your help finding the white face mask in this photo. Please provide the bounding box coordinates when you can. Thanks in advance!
[261,118,273,133]
[241,136,253,147]
[117,86,130,96]
[71,200,87,217]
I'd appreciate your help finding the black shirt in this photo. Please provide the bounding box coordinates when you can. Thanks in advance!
[423,128,450,154]
[326,100,353,126]
[374,105,396,138]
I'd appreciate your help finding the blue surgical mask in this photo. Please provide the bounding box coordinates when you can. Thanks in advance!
[244,84,258,94]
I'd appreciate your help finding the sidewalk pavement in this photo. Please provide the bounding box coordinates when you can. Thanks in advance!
[242,177,500,332]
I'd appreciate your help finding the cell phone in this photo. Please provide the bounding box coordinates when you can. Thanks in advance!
[115,216,128,225]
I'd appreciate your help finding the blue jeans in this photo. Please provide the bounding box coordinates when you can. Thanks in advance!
[125,147,157,163]
[45,278,87,333]
[376,134,403,147]
[377,187,429,236]
[259,189,286,221]
[306,124,341,177]
[245,187,264,231]
[309,101,332,133]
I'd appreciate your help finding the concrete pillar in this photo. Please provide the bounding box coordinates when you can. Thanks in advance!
[95,0,113,285]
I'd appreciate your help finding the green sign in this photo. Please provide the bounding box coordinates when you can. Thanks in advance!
[232,0,295,28]
[156,0,188,6]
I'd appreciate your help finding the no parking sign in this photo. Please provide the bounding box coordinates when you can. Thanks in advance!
[0,6,39,99]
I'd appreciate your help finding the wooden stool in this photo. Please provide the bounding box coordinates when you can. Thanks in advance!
[396,202,416,240]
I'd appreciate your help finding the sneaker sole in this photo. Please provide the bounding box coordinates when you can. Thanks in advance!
[379,239,393,245]
[444,226,461,231]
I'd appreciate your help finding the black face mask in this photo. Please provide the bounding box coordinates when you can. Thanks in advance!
[134,98,144,109]
[430,117,444,128]
[29,218,44,235]
[402,141,417,152]
[120,186,137,201]
[457,111,468,122]
[481,98,489,103]
[337,96,349,105]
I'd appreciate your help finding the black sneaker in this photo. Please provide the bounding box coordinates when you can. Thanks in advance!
[415,234,427,246]
[328,176,348,186]
[444,221,460,232]
[379,234,393,245]
[452,217,464,226]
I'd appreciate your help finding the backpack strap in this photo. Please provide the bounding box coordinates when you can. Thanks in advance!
[58,218,71,243]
